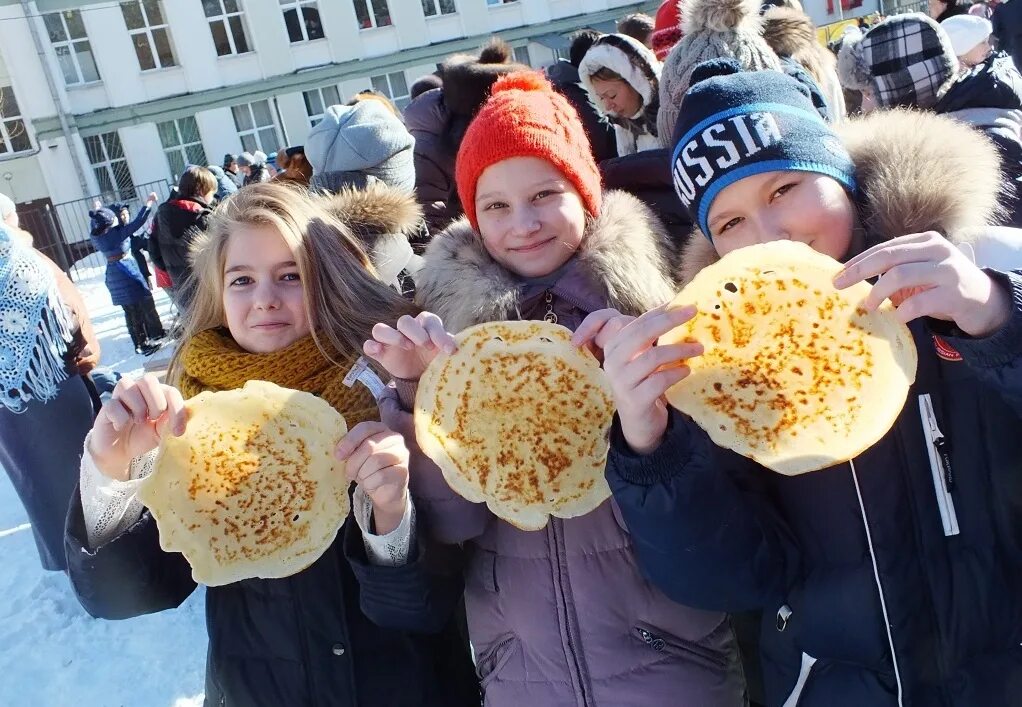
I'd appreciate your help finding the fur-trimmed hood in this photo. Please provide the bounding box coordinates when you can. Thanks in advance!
[317,182,424,286]
[677,109,1004,284]
[415,190,677,332]
[579,34,662,115]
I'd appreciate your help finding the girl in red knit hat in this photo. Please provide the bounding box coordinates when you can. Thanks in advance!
[364,71,745,706]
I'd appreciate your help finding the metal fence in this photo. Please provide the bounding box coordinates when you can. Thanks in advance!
[23,179,172,282]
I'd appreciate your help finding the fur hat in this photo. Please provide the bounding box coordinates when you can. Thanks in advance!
[652,1,684,60]
[941,14,992,56]
[837,13,958,110]
[440,52,530,118]
[455,72,602,231]
[657,0,782,147]
[578,33,662,116]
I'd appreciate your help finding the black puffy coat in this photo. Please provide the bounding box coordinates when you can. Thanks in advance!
[936,51,1022,227]
[993,0,1022,71]
[150,196,212,286]
[65,489,479,707]
[545,60,618,163]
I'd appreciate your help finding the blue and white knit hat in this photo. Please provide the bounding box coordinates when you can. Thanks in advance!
[670,59,857,240]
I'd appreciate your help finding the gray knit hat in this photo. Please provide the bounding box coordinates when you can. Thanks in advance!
[657,0,781,147]
[306,100,416,194]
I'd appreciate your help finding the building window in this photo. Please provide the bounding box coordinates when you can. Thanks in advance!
[354,0,392,29]
[280,0,324,42]
[370,71,409,110]
[486,0,518,5]
[157,117,207,181]
[120,1,176,71]
[84,132,135,200]
[513,45,531,66]
[0,87,32,155]
[232,100,281,154]
[421,0,456,17]
[303,86,341,127]
[42,11,100,86]
[203,0,250,56]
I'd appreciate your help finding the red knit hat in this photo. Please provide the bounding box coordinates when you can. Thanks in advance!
[652,0,683,61]
[455,71,602,230]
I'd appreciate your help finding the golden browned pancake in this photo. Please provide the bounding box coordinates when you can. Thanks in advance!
[139,380,349,586]
[659,240,917,475]
[415,321,615,530]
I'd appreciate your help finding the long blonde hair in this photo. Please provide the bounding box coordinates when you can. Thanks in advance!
[167,182,417,384]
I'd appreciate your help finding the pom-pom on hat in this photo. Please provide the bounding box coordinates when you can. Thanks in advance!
[670,59,856,240]
[454,71,602,231]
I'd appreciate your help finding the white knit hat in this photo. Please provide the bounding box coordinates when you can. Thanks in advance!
[941,15,992,57]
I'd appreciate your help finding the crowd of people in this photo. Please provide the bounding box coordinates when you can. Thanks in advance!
[3,0,1022,705]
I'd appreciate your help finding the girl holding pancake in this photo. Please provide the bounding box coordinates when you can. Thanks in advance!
[65,183,479,707]
[583,60,1022,706]
[365,72,747,705]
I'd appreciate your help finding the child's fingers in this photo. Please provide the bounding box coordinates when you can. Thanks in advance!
[419,313,457,354]
[605,306,696,364]
[592,315,637,351]
[112,383,151,425]
[396,315,431,348]
[372,322,414,351]
[155,386,188,438]
[834,234,945,289]
[891,287,946,325]
[632,366,691,406]
[336,421,390,461]
[571,309,623,347]
[102,397,132,432]
[135,375,169,422]
[617,342,703,390]
[863,263,944,312]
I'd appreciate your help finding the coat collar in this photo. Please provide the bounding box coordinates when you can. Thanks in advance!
[678,108,1005,285]
[415,190,678,332]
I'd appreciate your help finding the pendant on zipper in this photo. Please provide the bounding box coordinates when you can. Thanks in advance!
[543,291,558,324]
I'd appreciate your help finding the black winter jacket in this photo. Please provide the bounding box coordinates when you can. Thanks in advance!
[65,489,479,707]
[545,60,618,164]
[993,0,1022,72]
[151,197,212,286]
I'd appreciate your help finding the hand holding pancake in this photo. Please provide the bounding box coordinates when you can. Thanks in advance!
[834,231,1011,338]
[336,422,410,535]
[89,374,187,482]
[364,312,457,380]
[601,306,704,455]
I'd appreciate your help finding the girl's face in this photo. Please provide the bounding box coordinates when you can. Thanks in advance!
[961,39,992,67]
[222,225,310,353]
[591,77,642,117]
[706,171,857,261]
[475,156,588,278]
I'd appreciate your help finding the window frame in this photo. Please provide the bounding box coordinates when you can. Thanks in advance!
[280,0,325,43]
[157,116,208,182]
[353,0,393,30]
[303,85,342,128]
[43,10,101,86]
[370,71,410,110]
[120,0,178,72]
[486,0,519,6]
[421,0,456,18]
[0,85,32,156]
[231,99,282,154]
[202,0,252,57]
[83,131,135,201]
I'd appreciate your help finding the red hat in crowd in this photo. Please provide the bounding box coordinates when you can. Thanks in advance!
[652,0,683,60]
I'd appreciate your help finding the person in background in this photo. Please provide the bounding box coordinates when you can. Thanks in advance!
[0,191,18,229]
[205,164,238,202]
[651,0,683,60]
[273,145,313,187]
[89,196,166,355]
[762,5,847,118]
[236,151,270,186]
[579,33,663,155]
[943,13,995,66]
[0,224,100,572]
[545,29,618,163]
[618,12,655,47]
[409,73,442,101]
[222,153,243,187]
[992,0,1022,69]
[150,166,216,309]
[109,201,154,288]
[348,88,402,118]
[930,0,971,21]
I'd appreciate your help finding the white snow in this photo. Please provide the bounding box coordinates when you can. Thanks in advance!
[0,266,208,706]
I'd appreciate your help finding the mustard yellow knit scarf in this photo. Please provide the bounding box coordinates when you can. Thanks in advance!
[178,329,379,427]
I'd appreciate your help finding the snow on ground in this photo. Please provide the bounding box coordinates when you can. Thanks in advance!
[0,266,208,706]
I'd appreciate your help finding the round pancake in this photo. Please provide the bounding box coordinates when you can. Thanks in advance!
[139,380,349,586]
[415,321,615,530]
[659,240,917,475]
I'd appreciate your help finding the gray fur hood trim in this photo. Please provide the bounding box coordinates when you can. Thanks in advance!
[678,109,1004,285]
[415,190,677,332]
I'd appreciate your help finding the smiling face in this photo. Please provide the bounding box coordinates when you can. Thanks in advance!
[706,170,858,261]
[221,224,310,353]
[474,156,588,278]
[591,76,643,118]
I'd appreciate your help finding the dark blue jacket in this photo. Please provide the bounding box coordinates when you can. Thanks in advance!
[65,488,479,707]
[606,270,1022,707]
[993,0,1022,74]
[90,206,152,306]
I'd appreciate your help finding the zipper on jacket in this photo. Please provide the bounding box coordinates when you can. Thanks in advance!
[849,459,904,706]
[633,627,728,668]
[917,394,959,536]
[549,518,593,707]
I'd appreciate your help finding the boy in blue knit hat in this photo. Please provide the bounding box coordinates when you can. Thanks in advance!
[577,59,1022,706]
